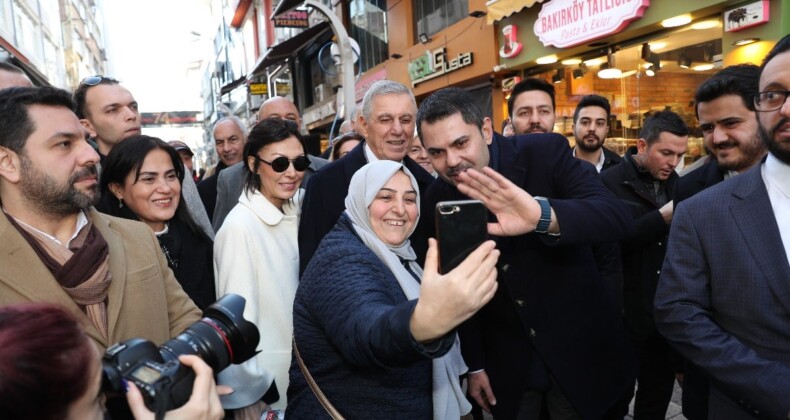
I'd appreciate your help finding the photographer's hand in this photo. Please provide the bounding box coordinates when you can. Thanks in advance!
[126,355,225,420]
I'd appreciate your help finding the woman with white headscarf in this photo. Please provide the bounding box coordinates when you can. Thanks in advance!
[287,160,499,419]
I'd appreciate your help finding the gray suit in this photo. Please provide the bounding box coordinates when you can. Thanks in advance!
[654,161,790,420]
[212,155,328,232]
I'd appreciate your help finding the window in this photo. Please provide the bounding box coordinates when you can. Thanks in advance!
[349,0,388,73]
[414,0,467,39]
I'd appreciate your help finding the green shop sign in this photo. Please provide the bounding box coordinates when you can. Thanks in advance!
[408,48,473,87]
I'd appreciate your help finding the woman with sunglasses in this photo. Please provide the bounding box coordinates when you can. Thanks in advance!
[97,135,216,311]
[213,117,309,416]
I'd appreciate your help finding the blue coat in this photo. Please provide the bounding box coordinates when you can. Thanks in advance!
[425,133,636,419]
[655,161,790,420]
[287,214,455,419]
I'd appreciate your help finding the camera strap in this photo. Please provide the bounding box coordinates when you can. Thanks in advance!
[292,336,345,419]
[153,379,172,420]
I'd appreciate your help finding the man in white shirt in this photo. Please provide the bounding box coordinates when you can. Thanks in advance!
[654,35,790,420]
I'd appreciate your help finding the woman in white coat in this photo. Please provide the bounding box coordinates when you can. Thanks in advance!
[213,117,309,416]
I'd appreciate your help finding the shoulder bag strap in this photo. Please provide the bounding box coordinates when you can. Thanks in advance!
[292,336,345,419]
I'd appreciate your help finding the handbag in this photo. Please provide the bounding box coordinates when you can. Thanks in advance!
[292,336,345,419]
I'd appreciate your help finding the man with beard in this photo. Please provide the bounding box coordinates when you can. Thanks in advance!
[508,78,556,135]
[672,63,766,420]
[655,34,790,420]
[73,76,214,239]
[0,86,201,352]
[572,95,622,172]
[601,111,688,419]
[676,64,766,204]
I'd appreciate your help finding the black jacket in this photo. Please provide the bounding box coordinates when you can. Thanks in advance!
[675,158,725,205]
[601,148,678,341]
[197,161,229,222]
[602,146,624,171]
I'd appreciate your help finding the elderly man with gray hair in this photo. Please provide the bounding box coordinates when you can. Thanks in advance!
[298,80,435,273]
[198,116,249,222]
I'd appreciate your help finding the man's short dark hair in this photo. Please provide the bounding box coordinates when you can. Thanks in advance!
[507,78,556,118]
[416,88,485,140]
[694,64,761,118]
[0,87,75,153]
[573,94,611,123]
[0,62,26,75]
[73,76,120,119]
[640,110,689,145]
[760,34,790,75]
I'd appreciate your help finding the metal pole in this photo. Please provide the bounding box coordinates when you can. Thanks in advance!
[303,0,356,122]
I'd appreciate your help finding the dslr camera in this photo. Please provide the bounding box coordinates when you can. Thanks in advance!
[102,294,259,413]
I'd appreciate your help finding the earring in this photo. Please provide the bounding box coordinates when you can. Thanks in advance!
[118,198,124,208]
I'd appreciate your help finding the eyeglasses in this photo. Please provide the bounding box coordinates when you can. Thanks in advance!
[256,155,310,172]
[754,90,790,112]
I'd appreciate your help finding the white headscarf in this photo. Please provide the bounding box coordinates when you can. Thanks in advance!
[344,161,471,419]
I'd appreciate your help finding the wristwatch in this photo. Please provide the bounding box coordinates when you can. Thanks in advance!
[533,196,551,234]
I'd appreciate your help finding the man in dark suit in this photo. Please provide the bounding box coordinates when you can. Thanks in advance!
[655,35,790,420]
[212,97,327,231]
[673,63,766,420]
[298,80,433,273]
[198,115,247,222]
[419,87,636,419]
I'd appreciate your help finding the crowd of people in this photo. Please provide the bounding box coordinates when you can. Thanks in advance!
[0,33,787,419]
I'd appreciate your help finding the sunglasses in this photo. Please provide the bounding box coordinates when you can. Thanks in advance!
[79,75,113,86]
[256,155,310,173]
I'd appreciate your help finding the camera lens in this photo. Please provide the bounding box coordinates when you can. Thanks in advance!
[158,294,260,372]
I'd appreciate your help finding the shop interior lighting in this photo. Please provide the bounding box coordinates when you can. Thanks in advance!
[649,41,667,51]
[661,14,692,28]
[645,53,661,76]
[678,54,692,69]
[733,38,760,46]
[645,67,656,77]
[641,43,652,60]
[572,63,588,79]
[536,54,559,65]
[597,48,622,79]
[418,33,431,44]
[552,68,564,84]
[469,10,487,18]
[561,58,582,65]
[691,20,720,30]
[583,57,604,66]
[693,63,714,71]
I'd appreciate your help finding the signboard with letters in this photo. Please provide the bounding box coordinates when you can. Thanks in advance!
[408,48,473,87]
[249,83,268,96]
[274,10,309,28]
[534,0,650,48]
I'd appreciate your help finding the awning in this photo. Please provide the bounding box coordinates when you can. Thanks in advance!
[486,0,546,24]
[219,76,246,95]
[248,21,330,79]
[273,0,304,18]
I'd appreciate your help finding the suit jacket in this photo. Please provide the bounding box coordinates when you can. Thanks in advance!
[675,158,725,205]
[602,146,623,171]
[655,162,790,420]
[197,161,229,222]
[0,208,202,351]
[212,155,328,232]
[297,141,435,274]
[425,133,636,419]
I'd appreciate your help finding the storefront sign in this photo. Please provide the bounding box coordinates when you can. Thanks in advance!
[534,0,650,48]
[355,68,387,102]
[499,24,524,58]
[249,83,268,96]
[408,48,473,87]
[724,1,769,32]
[274,10,309,28]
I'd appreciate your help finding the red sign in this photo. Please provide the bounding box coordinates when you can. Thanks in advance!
[499,24,523,58]
[534,0,650,48]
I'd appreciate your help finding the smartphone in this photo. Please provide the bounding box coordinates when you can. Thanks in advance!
[435,200,488,274]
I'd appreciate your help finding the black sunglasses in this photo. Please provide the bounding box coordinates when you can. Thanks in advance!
[256,155,310,173]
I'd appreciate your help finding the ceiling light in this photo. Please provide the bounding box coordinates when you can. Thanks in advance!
[561,58,582,65]
[691,20,720,30]
[678,54,692,69]
[598,64,622,79]
[649,42,667,51]
[733,38,760,46]
[583,57,604,66]
[693,63,714,71]
[645,68,656,77]
[552,69,564,84]
[662,14,692,28]
[536,54,558,64]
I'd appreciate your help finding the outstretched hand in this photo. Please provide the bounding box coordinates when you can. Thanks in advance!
[410,238,499,343]
[455,167,544,236]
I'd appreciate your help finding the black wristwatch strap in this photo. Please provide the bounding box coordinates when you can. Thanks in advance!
[534,196,551,234]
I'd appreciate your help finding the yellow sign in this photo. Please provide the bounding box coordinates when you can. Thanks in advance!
[249,83,268,95]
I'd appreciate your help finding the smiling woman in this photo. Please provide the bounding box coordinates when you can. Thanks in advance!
[96,135,216,310]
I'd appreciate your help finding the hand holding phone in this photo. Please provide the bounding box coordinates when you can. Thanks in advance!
[435,200,488,274]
